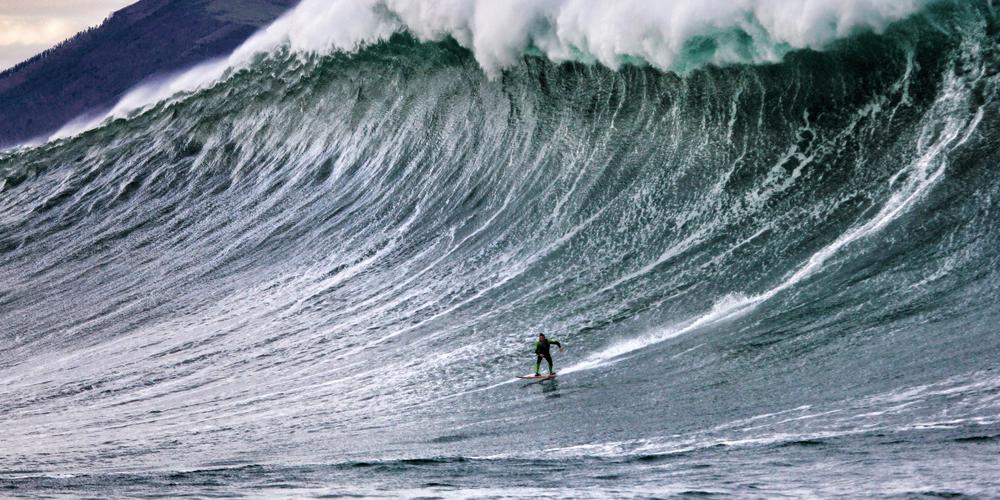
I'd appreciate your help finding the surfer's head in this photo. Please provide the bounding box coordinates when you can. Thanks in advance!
[538,333,546,340]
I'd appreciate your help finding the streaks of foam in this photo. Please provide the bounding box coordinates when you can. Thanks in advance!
[563,47,990,374]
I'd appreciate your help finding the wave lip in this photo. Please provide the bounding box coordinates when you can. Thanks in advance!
[50,0,937,143]
[389,0,933,73]
[235,0,937,74]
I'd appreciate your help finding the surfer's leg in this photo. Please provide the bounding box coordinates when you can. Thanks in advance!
[534,355,542,375]
[544,353,554,374]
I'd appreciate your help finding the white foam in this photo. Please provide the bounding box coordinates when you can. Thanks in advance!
[562,294,754,374]
[47,0,932,143]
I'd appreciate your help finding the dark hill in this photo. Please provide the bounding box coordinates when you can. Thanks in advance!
[0,0,299,148]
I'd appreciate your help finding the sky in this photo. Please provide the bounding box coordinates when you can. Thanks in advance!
[0,0,135,71]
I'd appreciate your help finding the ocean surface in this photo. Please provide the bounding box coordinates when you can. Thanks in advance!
[2,0,1000,497]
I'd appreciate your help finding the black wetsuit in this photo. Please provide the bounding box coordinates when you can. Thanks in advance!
[534,338,562,374]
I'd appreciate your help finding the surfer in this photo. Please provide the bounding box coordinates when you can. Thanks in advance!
[533,333,564,376]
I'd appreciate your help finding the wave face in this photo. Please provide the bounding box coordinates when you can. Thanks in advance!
[3,1,1000,496]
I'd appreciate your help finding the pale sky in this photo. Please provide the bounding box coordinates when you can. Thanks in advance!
[0,0,136,71]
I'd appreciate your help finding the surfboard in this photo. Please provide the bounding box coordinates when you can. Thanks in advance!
[517,374,556,380]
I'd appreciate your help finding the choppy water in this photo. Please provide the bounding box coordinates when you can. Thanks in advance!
[2,1,1000,497]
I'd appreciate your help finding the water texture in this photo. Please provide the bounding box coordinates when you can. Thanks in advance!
[2,1,1000,497]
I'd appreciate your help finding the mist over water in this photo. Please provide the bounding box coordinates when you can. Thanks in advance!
[3,0,1000,497]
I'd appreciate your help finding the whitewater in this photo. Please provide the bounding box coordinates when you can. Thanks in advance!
[3,0,1000,497]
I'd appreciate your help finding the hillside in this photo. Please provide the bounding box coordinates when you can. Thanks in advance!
[0,0,298,148]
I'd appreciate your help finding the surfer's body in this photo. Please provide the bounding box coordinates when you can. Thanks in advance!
[533,334,564,375]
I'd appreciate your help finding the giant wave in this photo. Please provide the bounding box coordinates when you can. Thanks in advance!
[2,0,1000,497]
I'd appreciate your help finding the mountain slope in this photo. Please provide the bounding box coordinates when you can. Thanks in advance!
[0,0,298,148]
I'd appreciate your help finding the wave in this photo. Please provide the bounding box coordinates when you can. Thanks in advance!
[50,0,940,142]
[2,1,1000,495]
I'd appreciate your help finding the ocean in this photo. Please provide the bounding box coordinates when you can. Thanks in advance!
[2,0,1000,497]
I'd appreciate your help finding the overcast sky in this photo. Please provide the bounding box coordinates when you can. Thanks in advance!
[0,0,135,71]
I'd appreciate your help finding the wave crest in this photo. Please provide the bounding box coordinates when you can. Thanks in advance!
[48,0,939,143]
[382,0,931,74]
